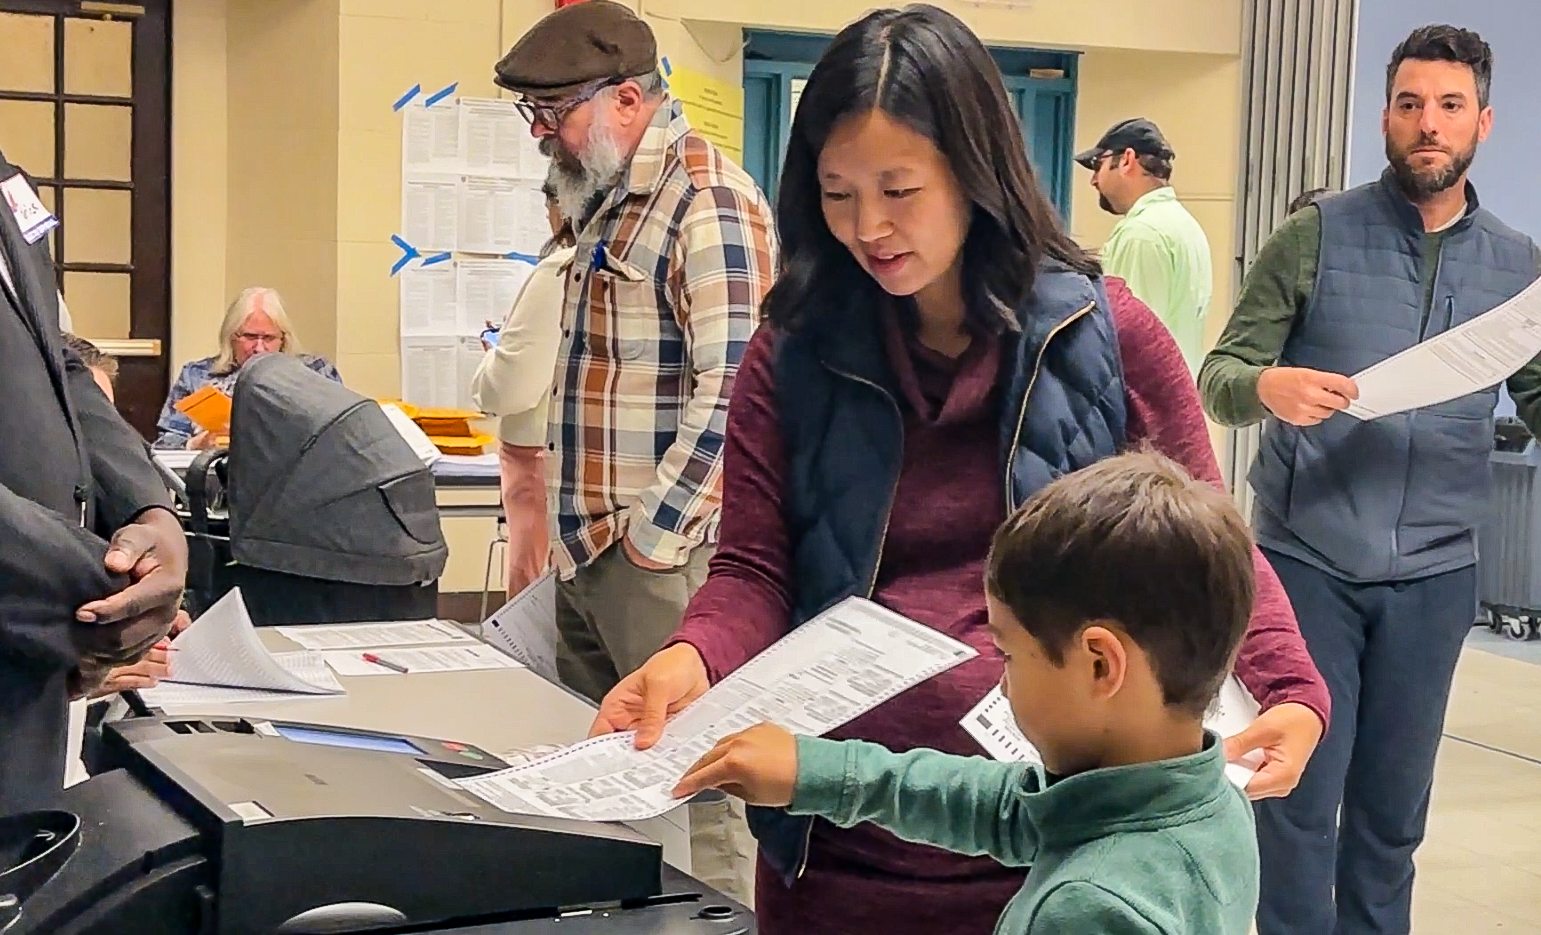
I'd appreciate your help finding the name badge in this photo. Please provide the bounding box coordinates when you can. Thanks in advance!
[1,173,59,245]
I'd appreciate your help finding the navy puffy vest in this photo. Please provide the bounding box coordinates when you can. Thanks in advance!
[1250,171,1538,582]
[753,260,1127,885]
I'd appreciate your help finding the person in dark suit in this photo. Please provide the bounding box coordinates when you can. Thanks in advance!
[0,145,188,816]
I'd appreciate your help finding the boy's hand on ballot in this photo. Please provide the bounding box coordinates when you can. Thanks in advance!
[673,723,798,807]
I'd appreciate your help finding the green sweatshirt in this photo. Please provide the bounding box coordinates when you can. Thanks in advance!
[789,732,1258,934]
[1199,205,1541,434]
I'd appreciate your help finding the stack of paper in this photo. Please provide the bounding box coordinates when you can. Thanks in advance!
[959,676,1264,789]
[139,588,346,712]
[275,618,523,677]
[456,598,978,823]
[481,572,559,684]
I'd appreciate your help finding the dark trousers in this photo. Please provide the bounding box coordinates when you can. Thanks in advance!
[1255,549,1475,935]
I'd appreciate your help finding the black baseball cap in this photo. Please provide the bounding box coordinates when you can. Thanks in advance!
[1074,118,1175,170]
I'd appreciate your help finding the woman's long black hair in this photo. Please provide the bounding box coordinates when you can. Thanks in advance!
[765,4,1098,334]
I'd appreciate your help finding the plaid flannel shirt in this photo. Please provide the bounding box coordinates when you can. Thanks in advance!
[548,98,777,578]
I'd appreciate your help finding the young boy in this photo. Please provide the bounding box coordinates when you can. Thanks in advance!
[673,450,1260,933]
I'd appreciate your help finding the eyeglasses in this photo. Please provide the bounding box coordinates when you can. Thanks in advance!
[235,332,284,347]
[515,78,623,131]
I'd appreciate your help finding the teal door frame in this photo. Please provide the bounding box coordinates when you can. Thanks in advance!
[741,31,1079,217]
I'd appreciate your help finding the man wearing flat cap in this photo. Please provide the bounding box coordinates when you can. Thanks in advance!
[1078,117,1212,374]
[496,0,774,905]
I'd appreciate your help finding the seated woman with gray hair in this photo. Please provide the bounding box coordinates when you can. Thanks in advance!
[154,286,341,449]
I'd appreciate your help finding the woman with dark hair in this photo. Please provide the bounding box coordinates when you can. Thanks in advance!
[592,6,1329,932]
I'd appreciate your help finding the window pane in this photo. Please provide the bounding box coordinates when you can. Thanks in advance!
[63,271,131,339]
[64,103,132,181]
[63,188,131,265]
[0,100,56,178]
[64,17,133,99]
[0,13,54,94]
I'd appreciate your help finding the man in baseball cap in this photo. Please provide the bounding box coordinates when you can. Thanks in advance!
[1078,117,1213,375]
[494,2,774,908]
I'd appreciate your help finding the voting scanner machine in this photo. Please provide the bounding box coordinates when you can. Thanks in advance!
[6,716,752,935]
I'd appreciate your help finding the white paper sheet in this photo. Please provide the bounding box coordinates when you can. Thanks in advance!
[275,619,473,651]
[164,589,344,695]
[152,449,199,472]
[399,262,459,336]
[402,102,462,172]
[457,598,977,822]
[459,98,541,179]
[64,699,89,788]
[458,176,548,256]
[381,404,442,466]
[457,257,535,335]
[481,571,559,684]
[1346,276,1541,420]
[402,173,461,253]
[319,643,522,676]
[401,335,485,410]
[960,675,1263,789]
[432,453,502,477]
[138,682,337,714]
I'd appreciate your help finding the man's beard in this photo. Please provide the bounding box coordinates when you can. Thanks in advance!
[542,121,628,226]
[1098,192,1115,215]
[1387,131,1477,201]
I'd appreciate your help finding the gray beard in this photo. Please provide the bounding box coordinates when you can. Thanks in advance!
[542,126,627,227]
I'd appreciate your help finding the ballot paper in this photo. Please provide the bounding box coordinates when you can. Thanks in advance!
[402,173,461,253]
[1346,275,1541,420]
[398,262,459,336]
[457,258,534,335]
[164,589,344,695]
[458,98,544,179]
[275,619,473,651]
[458,176,548,256]
[138,681,337,714]
[319,643,522,677]
[960,675,1264,789]
[457,598,977,822]
[481,571,560,684]
[402,101,462,172]
[401,335,483,410]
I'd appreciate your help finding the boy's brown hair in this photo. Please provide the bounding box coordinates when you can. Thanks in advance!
[985,448,1255,717]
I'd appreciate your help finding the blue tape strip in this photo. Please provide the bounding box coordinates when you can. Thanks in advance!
[392,84,422,111]
[503,251,541,265]
[390,235,420,277]
[422,252,453,267]
[424,82,458,107]
[661,57,672,76]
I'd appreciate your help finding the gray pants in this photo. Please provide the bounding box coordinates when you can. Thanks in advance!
[555,543,755,907]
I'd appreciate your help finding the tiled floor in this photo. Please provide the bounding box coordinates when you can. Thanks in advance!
[1414,629,1541,930]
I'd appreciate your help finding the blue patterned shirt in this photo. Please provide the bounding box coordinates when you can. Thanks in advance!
[154,353,342,448]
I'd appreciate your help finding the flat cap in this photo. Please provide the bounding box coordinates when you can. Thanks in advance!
[495,0,657,99]
[1074,118,1175,170]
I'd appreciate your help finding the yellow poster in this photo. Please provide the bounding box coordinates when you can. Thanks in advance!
[668,64,745,166]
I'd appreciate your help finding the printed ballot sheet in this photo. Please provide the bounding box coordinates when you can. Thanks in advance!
[457,258,535,336]
[459,98,545,179]
[1346,275,1541,420]
[402,102,462,173]
[319,644,522,677]
[482,571,560,684]
[458,176,548,256]
[458,598,978,822]
[275,619,474,652]
[961,675,1263,789]
[401,335,484,411]
[163,589,344,695]
[399,263,459,337]
[401,173,461,254]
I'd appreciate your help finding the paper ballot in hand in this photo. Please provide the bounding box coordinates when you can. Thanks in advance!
[960,676,1263,789]
[162,588,344,695]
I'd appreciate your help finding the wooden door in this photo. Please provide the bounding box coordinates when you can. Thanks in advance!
[0,0,171,437]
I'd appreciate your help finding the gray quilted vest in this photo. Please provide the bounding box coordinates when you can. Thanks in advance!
[1250,170,1538,582]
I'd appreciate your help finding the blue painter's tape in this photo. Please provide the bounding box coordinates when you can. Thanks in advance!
[503,251,541,265]
[392,84,422,111]
[661,57,672,76]
[422,251,453,267]
[424,82,459,107]
[390,234,420,277]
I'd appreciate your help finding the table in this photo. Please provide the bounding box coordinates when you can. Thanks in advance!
[147,626,691,871]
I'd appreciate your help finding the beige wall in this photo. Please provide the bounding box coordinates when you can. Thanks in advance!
[169,0,228,368]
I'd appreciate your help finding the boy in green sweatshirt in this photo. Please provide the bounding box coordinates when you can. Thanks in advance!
[673,450,1260,933]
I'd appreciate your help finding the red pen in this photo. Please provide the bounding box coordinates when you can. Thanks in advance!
[362,652,409,674]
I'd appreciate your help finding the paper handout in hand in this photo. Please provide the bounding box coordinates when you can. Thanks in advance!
[162,588,344,695]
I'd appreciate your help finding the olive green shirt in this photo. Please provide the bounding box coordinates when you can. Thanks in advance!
[1198,205,1541,435]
